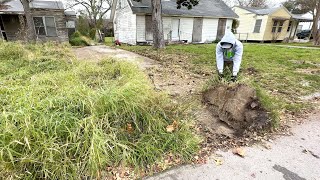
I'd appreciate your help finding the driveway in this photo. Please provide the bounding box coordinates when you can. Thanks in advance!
[73,45,157,69]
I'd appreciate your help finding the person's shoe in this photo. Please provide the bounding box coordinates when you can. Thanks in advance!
[231,75,237,82]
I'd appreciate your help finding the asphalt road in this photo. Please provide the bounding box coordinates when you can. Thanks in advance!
[146,112,320,180]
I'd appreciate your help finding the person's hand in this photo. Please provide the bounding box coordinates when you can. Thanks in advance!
[231,75,237,82]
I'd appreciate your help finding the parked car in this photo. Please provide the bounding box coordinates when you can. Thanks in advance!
[296,30,313,39]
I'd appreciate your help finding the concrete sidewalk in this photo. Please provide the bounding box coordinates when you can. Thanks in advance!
[146,113,320,180]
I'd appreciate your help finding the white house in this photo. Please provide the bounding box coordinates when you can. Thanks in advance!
[296,13,320,31]
[111,0,239,45]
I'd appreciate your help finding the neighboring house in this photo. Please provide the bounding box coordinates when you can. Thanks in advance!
[0,0,76,42]
[111,0,238,45]
[296,13,320,31]
[233,6,312,42]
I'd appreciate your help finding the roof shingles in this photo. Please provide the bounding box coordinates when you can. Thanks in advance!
[129,0,238,18]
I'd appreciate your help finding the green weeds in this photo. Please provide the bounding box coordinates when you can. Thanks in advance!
[0,42,199,179]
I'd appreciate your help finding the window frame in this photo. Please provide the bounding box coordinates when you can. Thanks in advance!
[278,21,284,33]
[253,19,262,33]
[272,20,278,33]
[33,16,57,37]
[287,21,292,32]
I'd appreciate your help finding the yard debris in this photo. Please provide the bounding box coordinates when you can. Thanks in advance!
[166,120,178,132]
[203,84,271,133]
[232,147,246,157]
[213,158,224,166]
[126,123,134,133]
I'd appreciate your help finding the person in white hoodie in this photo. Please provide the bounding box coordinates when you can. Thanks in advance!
[216,31,243,82]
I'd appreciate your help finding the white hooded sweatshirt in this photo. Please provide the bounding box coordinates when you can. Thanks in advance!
[216,31,243,76]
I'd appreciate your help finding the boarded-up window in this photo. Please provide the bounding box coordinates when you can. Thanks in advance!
[33,16,57,37]
[253,19,262,33]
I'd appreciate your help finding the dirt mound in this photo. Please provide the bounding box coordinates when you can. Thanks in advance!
[203,84,271,133]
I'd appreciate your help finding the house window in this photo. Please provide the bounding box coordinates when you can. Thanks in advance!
[287,21,292,32]
[253,19,262,33]
[278,21,284,33]
[33,16,57,37]
[272,20,278,33]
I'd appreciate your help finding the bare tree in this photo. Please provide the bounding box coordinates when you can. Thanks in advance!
[68,0,112,29]
[152,0,164,49]
[227,0,268,8]
[20,0,36,41]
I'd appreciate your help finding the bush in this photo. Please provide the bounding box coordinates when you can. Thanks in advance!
[71,30,82,38]
[89,28,97,40]
[0,42,199,179]
[69,32,93,46]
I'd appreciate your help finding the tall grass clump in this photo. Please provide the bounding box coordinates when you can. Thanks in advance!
[0,41,199,179]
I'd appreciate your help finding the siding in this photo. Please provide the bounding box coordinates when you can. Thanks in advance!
[233,7,268,41]
[201,18,218,42]
[32,9,69,42]
[114,0,136,44]
[263,8,292,41]
[136,15,145,42]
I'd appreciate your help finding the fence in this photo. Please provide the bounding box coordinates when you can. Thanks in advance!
[235,33,249,42]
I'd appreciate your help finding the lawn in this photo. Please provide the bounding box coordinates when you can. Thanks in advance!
[0,42,199,179]
[284,42,320,48]
[119,43,320,121]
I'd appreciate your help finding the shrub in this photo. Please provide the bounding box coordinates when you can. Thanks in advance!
[89,28,97,40]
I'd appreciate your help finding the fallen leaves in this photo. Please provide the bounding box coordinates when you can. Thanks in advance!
[166,120,178,133]
[213,158,223,166]
[232,147,245,157]
[126,123,134,133]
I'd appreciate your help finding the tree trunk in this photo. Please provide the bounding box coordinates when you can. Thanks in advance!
[152,0,165,49]
[313,3,320,46]
[20,0,36,42]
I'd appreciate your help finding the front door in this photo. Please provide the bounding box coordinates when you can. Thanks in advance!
[192,18,203,42]
[217,18,227,40]
[171,19,180,41]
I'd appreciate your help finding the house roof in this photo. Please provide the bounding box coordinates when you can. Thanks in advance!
[235,6,280,15]
[128,0,239,18]
[0,0,72,15]
[291,14,313,22]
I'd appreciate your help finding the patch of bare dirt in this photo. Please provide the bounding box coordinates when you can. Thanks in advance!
[203,84,271,133]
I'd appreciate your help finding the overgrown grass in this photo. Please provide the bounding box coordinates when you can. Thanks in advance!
[0,42,199,179]
[120,43,320,124]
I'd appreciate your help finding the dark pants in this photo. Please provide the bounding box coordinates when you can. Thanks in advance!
[224,61,233,74]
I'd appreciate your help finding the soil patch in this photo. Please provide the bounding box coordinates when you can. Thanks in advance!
[203,84,271,134]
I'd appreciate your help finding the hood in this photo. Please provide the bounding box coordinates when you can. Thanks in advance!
[220,31,236,45]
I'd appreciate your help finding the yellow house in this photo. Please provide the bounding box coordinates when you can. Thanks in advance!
[232,6,311,42]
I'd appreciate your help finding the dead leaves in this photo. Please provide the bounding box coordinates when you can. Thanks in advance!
[232,147,245,157]
[166,120,178,133]
[213,158,223,166]
[126,123,134,134]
